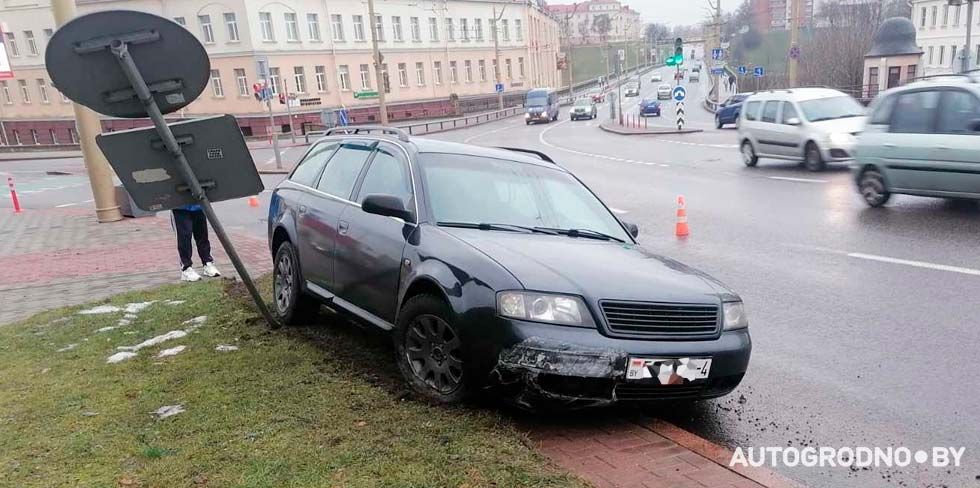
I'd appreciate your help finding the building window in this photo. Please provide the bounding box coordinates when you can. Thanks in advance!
[928,46,934,65]
[308,14,321,42]
[5,33,19,57]
[492,58,498,80]
[433,61,443,84]
[505,58,512,79]
[474,19,483,41]
[199,15,215,43]
[332,14,345,41]
[210,69,224,97]
[24,31,37,55]
[515,19,523,41]
[373,15,384,41]
[285,13,300,41]
[415,62,425,86]
[391,16,403,42]
[464,60,472,82]
[447,18,455,41]
[429,18,439,42]
[449,60,458,83]
[943,4,949,26]
[478,60,487,82]
[353,15,366,41]
[174,16,186,26]
[410,17,421,42]
[951,45,957,67]
[49,129,57,145]
[381,63,390,93]
[359,64,371,89]
[269,67,281,94]
[867,67,878,96]
[931,6,937,27]
[292,66,306,93]
[954,4,962,26]
[501,20,510,41]
[939,45,945,65]
[339,65,351,90]
[397,62,408,87]
[37,79,49,103]
[315,65,327,92]
[906,64,916,81]
[518,57,525,78]
[919,7,926,28]
[259,12,275,41]
[18,80,30,103]
[223,13,239,42]
[0,81,10,104]
[43,28,53,40]
[235,68,248,96]
[461,18,469,41]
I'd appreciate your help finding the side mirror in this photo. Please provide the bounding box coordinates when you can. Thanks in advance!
[624,222,639,238]
[785,117,802,126]
[969,119,980,132]
[362,194,414,223]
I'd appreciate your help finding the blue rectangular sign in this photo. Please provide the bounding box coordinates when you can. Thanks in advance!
[710,67,725,75]
[495,83,504,93]
[753,66,765,78]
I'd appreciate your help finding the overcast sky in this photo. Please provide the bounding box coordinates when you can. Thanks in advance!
[549,0,735,28]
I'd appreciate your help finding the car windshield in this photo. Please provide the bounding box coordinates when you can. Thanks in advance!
[659,85,671,90]
[418,153,630,242]
[574,99,592,107]
[526,94,549,107]
[625,83,638,89]
[641,99,656,106]
[798,96,865,122]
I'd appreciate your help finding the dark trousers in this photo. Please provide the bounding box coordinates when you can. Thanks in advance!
[173,209,213,270]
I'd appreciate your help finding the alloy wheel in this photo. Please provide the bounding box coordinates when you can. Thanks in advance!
[860,171,890,207]
[274,251,293,313]
[741,142,757,167]
[404,314,463,394]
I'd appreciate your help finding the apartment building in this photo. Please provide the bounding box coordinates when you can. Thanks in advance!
[912,0,979,75]
[547,0,641,46]
[0,0,561,141]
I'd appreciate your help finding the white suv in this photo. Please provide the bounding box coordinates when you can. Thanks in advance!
[737,88,867,171]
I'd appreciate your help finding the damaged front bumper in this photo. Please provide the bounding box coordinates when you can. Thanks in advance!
[486,320,751,410]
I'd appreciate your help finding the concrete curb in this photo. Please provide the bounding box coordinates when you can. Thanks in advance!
[642,419,806,488]
[598,122,703,136]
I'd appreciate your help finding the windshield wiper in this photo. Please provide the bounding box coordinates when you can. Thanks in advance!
[537,227,626,243]
[438,222,558,234]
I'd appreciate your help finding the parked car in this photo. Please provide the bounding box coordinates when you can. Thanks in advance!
[853,75,980,207]
[570,98,598,120]
[650,73,663,83]
[588,88,606,103]
[737,88,867,171]
[657,84,672,100]
[268,126,751,408]
[524,87,560,124]
[624,81,640,97]
[715,93,750,128]
[639,98,662,117]
[689,71,700,83]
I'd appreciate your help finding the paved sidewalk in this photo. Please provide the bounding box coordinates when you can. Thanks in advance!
[0,208,271,325]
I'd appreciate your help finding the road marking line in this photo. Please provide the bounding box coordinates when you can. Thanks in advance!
[55,202,78,208]
[847,253,980,277]
[767,176,828,183]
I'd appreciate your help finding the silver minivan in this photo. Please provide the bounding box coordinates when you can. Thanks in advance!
[852,75,980,207]
[738,88,866,171]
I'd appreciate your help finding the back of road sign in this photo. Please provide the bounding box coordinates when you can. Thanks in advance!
[96,115,264,211]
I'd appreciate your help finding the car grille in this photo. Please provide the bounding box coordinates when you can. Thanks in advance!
[614,383,705,401]
[599,300,720,340]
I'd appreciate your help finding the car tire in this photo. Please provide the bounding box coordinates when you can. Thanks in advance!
[715,115,723,129]
[394,294,469,404]
[741,140,759,167]
[859,169,891,207]
[804,142,826,172]
[273,241,320,325]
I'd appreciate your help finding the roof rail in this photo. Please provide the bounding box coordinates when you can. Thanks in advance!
[495,146,555,164]
[910,73,977,83]
[323,125,410,142]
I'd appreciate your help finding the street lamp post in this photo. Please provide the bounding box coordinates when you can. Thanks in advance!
[951,0,976,72]
[366,0,389,124]
[492,6,506,110]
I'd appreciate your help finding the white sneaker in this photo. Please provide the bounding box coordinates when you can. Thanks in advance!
[181,267,202,282]
[202,262,221,278]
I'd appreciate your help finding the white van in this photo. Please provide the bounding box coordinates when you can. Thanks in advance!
[737,88,866,171]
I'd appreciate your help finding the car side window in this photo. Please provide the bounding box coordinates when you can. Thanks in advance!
[780,102,799,124]
[744,101,760,121]
[890,90,941,134]
[316,142,374,200]
[356,145,413,205]
[289,142,338,187]
[761,101,779,123]
[936,90,980,134]
[868,95,896,125]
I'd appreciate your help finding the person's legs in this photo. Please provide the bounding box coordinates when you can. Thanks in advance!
[190,210,213,265]
[173,210,194,270]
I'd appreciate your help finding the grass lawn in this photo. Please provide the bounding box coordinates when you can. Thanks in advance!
[0,278,589,488]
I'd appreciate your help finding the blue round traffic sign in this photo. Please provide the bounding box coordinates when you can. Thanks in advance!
[672,86,687,102]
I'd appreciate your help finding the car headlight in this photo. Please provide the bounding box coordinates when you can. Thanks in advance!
[829,132,855,146]
[497,291,595,327]
[723,301,748,330]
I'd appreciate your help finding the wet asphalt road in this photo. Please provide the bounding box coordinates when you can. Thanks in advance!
[3,66,979,487]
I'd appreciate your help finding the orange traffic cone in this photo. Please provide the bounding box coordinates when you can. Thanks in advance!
[248,196,260,208]
[675,195,689,237]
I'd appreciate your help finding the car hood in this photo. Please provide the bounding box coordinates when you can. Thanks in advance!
[441,228,731,303]
[809,116,867,134]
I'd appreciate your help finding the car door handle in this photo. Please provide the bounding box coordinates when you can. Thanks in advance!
[338,220,350,236]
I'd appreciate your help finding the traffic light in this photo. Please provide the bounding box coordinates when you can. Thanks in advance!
[665,56,676,67]
[674,37,683,59]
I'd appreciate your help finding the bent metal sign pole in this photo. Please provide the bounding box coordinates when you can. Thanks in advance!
[46,10,280,328]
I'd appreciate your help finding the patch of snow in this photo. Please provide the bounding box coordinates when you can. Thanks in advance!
[152,404,185,419]
[56,343,78,352]
[107,351,138,363]
[117,319,132,327]
[182,316,207,325]
[215,345,239,352]
[78,305,121,315]
[41,368,51,374]
[96,326,116,333]
[156,345,186,358]
[124,302,155,314]
[117,330,187,352]
[163,300,186,306]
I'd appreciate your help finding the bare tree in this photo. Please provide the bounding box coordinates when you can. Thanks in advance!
[592,14,612,43]
[797,0,885,91]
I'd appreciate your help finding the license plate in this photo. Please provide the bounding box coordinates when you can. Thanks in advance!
[626,357,712,384]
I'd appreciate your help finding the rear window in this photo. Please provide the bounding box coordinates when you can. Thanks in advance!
[744,101,761,120]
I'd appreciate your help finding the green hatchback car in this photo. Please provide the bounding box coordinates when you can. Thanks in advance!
[853,75,980,207]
